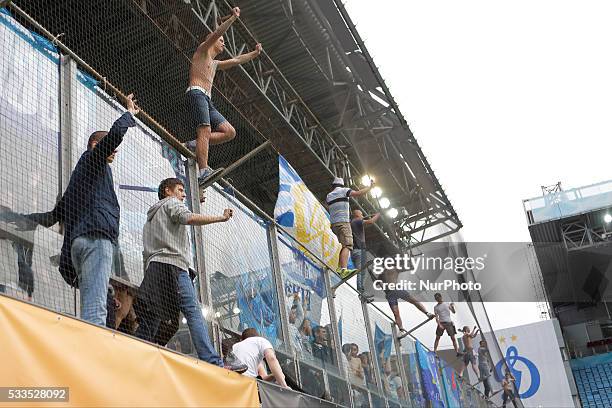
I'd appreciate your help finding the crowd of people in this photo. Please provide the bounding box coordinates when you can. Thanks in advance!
[0,5,518,402]
[323,177,516,402]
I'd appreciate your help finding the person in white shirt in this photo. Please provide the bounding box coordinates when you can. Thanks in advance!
[433,293,461,355]
[232,328,289,389]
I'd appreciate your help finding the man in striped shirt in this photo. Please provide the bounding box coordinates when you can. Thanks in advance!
[326,177,374,278]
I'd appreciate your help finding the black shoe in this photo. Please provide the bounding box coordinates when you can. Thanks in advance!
[224,351,248,374]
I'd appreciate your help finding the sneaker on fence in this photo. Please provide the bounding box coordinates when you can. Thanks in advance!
[336,267,356,279]
[223,350,248,374]
[397,328,409,339]
[197,167,224,202]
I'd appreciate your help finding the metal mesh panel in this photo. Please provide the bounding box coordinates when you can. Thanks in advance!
[0,3,505,407]
[206,184,282,344]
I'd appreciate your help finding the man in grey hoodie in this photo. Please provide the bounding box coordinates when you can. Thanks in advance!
[135,177,246,372]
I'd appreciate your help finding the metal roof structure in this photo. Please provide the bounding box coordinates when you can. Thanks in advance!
[16,0,461,255]
[238,0,462,247]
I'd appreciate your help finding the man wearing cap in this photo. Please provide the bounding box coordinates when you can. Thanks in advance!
[326,177,374,278]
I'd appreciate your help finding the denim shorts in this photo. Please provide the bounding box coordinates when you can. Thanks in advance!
[385,289,416,307]
[186,87,227,131]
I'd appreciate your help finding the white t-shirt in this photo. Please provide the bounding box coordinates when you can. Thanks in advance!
[434,302,453,323]
[232,337,273,377]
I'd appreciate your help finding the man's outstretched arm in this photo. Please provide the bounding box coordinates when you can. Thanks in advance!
[89,93,139,165]
[264,349,289,389]
[349,182,374,198]
[364,212,380,225]
[185,208,233,226]
[217,43,262,70]
[197,7,240,52]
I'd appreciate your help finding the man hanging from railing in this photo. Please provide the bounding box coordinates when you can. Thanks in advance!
[377,267,434,339]
[185,6,263,200]
[134,177,247,372]
[232,328,291,389]
[350,209,379,298]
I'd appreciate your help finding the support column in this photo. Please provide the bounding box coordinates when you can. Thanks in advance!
[361,301,387,406]
[267,224,292,352]
[59,55,77,196]
[391,324,414,408]
[59,55,78,316]
[185,157,220,353]
[323,270,353,407]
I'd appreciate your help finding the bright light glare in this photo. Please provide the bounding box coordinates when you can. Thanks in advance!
[361,175,373,187]
[387,208,398,219]
[379,197,390,209]
[233,307,241,314]
[371,186,382,198]
[605,214,612,223]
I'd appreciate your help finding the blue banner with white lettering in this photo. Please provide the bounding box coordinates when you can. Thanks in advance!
[416,340,446,408]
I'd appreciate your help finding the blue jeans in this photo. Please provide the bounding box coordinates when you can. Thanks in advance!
[136,269,222,367]
[351,248,366,291]
[71,235,115,326]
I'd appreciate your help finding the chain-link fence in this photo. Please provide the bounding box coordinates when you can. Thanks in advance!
[0,3,502,407]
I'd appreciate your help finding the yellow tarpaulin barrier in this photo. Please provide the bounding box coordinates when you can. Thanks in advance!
[0,295,259,407]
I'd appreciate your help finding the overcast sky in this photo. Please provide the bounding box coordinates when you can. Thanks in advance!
[345,0,612,332]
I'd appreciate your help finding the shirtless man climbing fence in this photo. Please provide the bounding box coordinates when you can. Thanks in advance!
[186,6,262,200]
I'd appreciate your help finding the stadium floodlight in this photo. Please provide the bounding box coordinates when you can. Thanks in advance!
[387,208,399,219]
[379,197,390,209]
[233,307,241,315]
[181,317,187,324]
[371,186,383,198]
[605,214,612,223]
[361,174,373,187]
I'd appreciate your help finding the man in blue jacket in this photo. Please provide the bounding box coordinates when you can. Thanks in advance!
[60,94,139,325]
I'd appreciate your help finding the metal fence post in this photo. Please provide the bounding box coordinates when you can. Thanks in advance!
[391,324,414,408]
[59,54,78,316]
[59,55,77,195]
[185,158,220,353]
[362,301,388,407]
[323,270,354,407]
[267,223,291,352]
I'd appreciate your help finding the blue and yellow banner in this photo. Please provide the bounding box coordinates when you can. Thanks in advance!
[274,156,341,270]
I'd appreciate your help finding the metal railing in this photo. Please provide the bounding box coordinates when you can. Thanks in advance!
[0,4,494,408]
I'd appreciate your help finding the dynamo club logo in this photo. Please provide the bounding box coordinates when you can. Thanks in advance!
[495,345,541,399]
